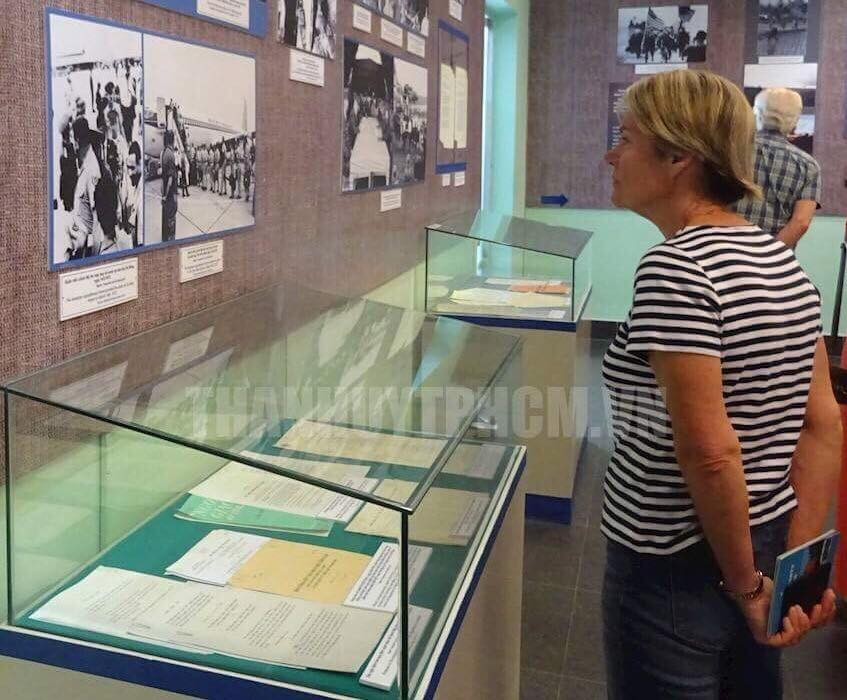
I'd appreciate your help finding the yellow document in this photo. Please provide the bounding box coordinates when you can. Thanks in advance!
[345,480,490,546]
[230,540,372,604]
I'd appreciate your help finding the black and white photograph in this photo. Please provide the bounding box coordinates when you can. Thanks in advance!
[342,39,427,192]
[355,0,430,36]
[143,34,256,245]
[756,0,809,60]
[48,13,144,268]
[744,61,817,155]
[277,0,337,59]
[617,5,708,64]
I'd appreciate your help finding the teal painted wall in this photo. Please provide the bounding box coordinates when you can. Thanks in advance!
[486,0,529,216]
[527,208,847,333]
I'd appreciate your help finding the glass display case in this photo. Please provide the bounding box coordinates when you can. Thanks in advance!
[1,281,525,700]
[425,210,593,325]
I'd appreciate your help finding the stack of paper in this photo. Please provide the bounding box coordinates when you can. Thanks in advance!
[276,420,447,470]
[166,529,268,586]
[189,461,378,523]
[33,566,393,673]
[346,480,490,546]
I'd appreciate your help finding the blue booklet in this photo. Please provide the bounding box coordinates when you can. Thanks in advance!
[767,529,840,636]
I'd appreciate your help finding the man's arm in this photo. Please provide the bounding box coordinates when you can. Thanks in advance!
[777,199,817,248]
[788,338,843,548]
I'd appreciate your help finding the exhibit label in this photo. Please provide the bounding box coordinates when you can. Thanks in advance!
[449,0,462,22]
[380,189,403,212]
[442,173,451,187]
[353,5,372,33]
[197,0,250,27]
[138,0,268,36]
[180,240,224,283]
[289,48,326,86]
[59,259,139,322]
[454,170,466,187]
[381,19,404,47]
[407,33,426,58]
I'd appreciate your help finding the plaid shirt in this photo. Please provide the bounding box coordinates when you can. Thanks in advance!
[733,130,821,236]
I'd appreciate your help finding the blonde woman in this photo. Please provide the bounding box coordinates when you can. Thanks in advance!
[601,70,840,698]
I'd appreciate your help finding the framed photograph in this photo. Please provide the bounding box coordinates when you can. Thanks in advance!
[616,5,709,65]
[354,0,429,37]
[277,0,337,59]
[745,0,820,65]
[342,39,427,192]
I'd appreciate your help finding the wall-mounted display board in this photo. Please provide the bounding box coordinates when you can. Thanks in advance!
[47,10,257,271]
[742,1,820,155]
[616,5,708,65]
[276,0,337,58]
[139,0,269,37]
[353,0,429,38]
[436,20,469,175]
[341,38,428,192]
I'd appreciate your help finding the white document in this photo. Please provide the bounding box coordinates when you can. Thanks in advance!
[197,0,250,28]
[276,420,447,469]
[189,461,377,523]
[59,258,139,321]
[743,62,818,89]
[441,173,451,187]
[290,48,325,86]
[381,18,404,47]
[439,63,456,148]
[380,188,402,212]
[486,277,563,287]
[359,606,433,691]
[407,33,426,58]
[179,240,224,283]
[352,4,372,32]
[239,450,372,484]
[165,530,268,586]
[634,62,687,75]
[132,581,393,672]
[454,66,468,149]
[443,442,506,480]
[163,327,214,374]
[453,170,466,187]
[448,0,463,21]
[450,287,568,309]
[344,543,432,613]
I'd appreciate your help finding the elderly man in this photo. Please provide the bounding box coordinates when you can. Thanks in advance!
[734,88,821,248]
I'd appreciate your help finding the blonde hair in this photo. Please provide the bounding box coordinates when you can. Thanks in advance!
[753,88,803,135]
[621,70,761,204]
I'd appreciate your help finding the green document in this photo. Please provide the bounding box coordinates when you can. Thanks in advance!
[176,495,333,534]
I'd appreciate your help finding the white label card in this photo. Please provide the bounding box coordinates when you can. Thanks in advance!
[380,189,402,212]
[407,33,425,58]
[381,19,404,47]
[59,258,138,322]
[441,173,451,187]
[359,606,433,690]
[634,63,688,75]
[196,0,250,29]
[289,49,325,86]
[344,543,432,613]
[179,240,224,283]
[453,170,466,187]
[353,5,372,33]
[448,0,462,21]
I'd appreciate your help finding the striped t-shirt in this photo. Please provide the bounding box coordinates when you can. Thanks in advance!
[601,225,821,555]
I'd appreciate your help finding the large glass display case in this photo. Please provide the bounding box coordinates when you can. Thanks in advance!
[1,281,525,700]
[425,211,593,325]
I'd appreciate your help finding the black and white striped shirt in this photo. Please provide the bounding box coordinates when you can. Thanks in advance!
[601,225,821,555]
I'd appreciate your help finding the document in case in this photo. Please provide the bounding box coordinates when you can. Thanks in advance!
[165,529,268,586]
[130,581,393,672]
[189,461,377,522]
[344,542,433,613]
[175,495,333,535]
[442,442,507,480]
[451,287,569,309]
[238,450,373,484]
[454,66,468,150]
[229,539,372,604]
[276,420,447,470]
[359,605,434,691]
[486,277,563,287]
[439,63,455,148]
[345,480,490,546]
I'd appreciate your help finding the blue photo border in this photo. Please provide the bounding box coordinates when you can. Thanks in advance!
[434,19,468,175]
[139,0,269,38]
[45,8,258,273]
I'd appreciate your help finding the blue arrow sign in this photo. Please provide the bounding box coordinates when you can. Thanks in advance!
[540,193,569,207]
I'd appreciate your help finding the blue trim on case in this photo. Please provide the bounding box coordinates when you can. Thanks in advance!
[525,494,572,524]
[441,313,579,332]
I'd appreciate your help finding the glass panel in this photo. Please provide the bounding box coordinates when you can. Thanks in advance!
[1,390,7,625]
[573,235,594,320]
[3,281,520,510]
[7,390,405,697]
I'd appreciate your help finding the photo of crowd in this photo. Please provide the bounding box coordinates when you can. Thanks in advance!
[355,0,429,36]
[277,0,337,59]
[49,14,144,267]
[143,34,257,245]
[342,39,427,192]
[757,0,809,59]
[617,5,709,64]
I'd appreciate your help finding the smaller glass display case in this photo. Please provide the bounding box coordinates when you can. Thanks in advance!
[425,211,593,324]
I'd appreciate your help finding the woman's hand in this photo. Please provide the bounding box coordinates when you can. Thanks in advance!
[736,576,838,646]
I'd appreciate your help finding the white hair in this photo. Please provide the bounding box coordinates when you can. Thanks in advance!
[753,88,803,136]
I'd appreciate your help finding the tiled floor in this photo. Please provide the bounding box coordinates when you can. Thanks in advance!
[519,338,847,700]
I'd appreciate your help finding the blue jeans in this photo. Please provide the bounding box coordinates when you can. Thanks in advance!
[602,513,790,699]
